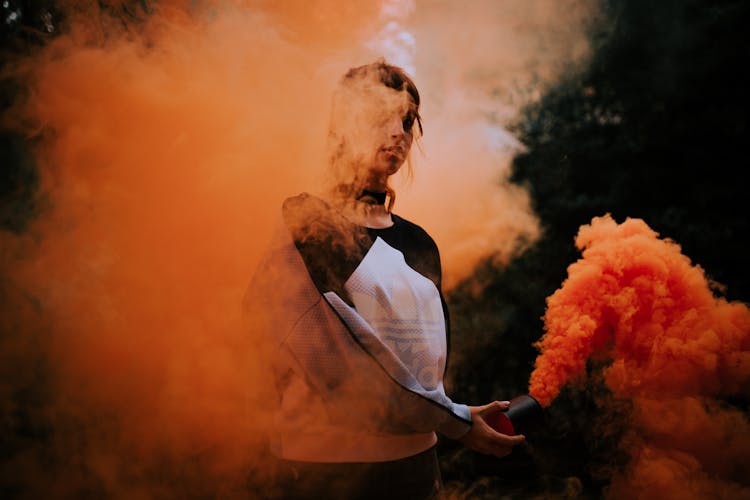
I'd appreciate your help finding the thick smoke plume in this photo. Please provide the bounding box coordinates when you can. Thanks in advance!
[1,0,598,496]
[529,214,750,498]
[1,2,374,496]
[393,0,597,287]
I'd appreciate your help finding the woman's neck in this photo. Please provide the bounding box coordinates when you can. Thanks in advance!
[338,197,393,229]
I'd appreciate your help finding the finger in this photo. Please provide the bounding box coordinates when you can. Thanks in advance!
[490,432,526,447]
[478,400,510,416]
[478,401,501,414]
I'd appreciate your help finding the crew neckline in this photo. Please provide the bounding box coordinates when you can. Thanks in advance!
[364,214,400,231]
[295,192,399,230]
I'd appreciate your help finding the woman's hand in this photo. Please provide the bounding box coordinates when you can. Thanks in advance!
[459,401,526,458]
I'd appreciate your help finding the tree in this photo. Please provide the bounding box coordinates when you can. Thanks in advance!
[443,0,750,497]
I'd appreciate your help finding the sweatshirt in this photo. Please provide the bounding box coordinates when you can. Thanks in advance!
[244,193,471,462]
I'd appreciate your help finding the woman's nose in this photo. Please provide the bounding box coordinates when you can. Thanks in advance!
[387,116,405,138]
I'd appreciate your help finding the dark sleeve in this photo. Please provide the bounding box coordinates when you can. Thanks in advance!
[281,193,372,306]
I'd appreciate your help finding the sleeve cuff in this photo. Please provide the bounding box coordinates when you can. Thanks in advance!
[437,403,472,439]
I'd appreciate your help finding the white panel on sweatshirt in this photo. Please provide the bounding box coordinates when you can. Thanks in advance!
[324,237,470,424]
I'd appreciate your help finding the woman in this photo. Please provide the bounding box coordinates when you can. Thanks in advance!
[245,59,524,499]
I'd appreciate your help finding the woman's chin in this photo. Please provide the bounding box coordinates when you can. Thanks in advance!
[364,161,402,181]
[385,155,406,173]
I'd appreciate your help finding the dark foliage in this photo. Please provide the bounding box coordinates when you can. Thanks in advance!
[1,1,60,233]
[442,0,750,497]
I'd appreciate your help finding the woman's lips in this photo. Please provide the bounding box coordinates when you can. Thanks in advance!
[381,146,405,159]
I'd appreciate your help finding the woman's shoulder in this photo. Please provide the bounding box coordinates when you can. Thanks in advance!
[281,192,364,247]
[282,192,327,215]
[281,192,334,228]
[390,214,439,249]
[385,214,443,287]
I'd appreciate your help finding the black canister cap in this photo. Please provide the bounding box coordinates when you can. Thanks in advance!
[506,394,544,436]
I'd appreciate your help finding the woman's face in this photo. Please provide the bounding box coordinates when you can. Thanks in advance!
[367,93,417,181]
[329,78,419,190]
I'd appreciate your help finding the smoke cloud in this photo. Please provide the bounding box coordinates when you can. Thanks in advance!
[529,214,750,498]
[1,0,599,496]
[392,0,597,287]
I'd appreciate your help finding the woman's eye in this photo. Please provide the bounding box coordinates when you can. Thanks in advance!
[402,115,415,131]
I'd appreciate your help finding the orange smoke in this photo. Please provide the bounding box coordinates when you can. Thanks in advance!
[529,214,750,405]
[1,1,382,496]
[0,0,599,495]
[529,214,750,498]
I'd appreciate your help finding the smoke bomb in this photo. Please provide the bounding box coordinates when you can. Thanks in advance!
[485,394,544,437]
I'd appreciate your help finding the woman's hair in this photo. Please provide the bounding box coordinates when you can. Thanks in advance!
[326,58,422,212]
[342,60,423,136]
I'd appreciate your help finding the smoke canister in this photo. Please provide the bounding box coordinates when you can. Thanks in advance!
[484,394,544,436]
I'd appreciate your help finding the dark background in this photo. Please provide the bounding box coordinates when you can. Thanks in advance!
[441,0,750,497]
[2,0,748,498]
